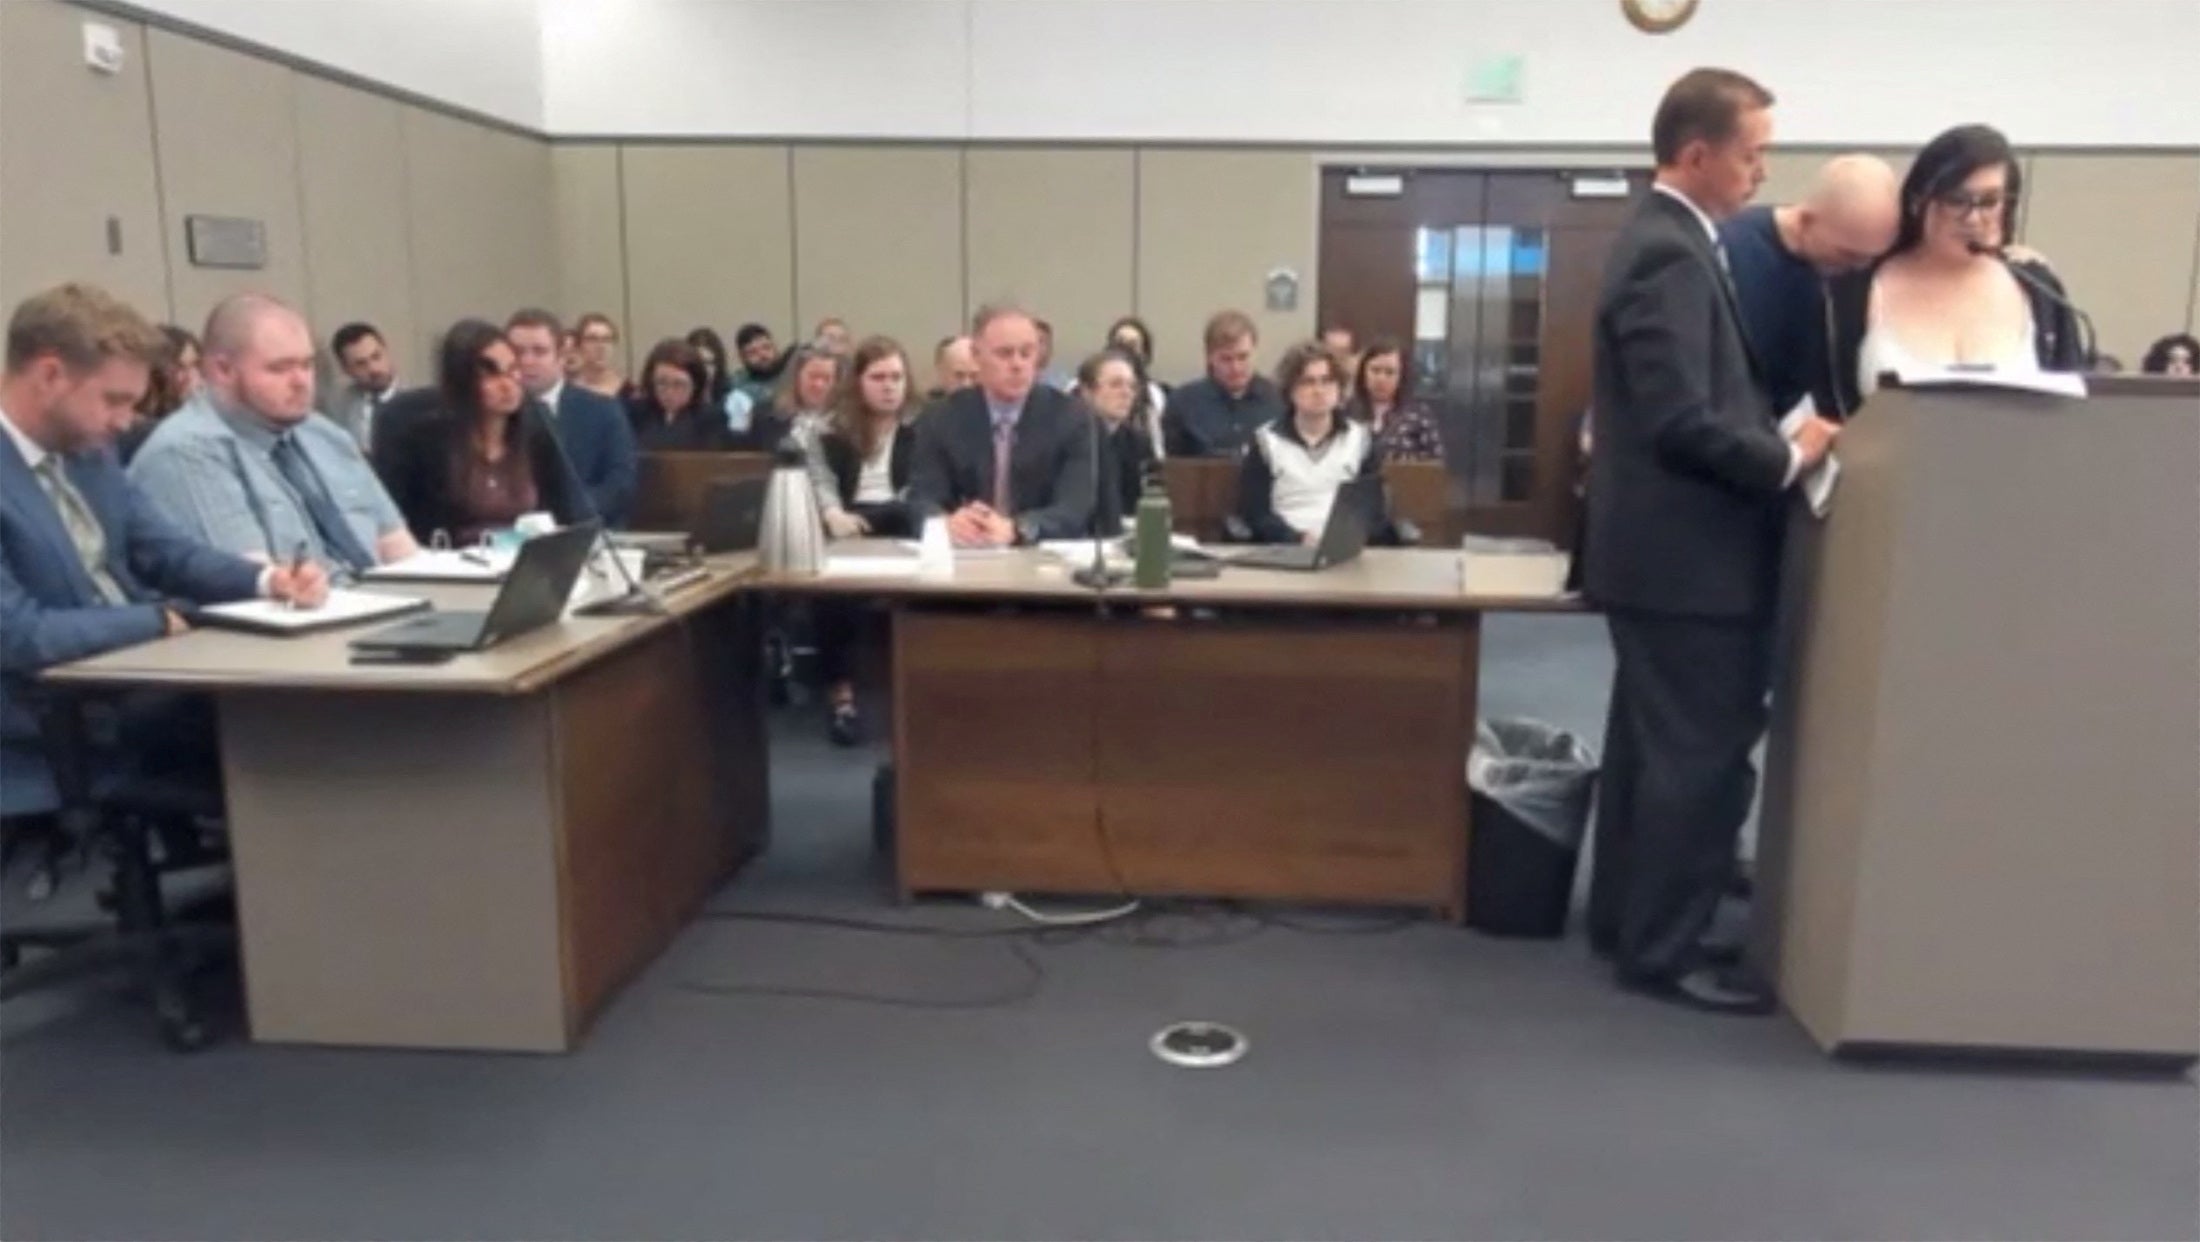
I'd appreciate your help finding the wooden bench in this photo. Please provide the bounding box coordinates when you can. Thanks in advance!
[632,451,774,532]
[1163,457,1460,546]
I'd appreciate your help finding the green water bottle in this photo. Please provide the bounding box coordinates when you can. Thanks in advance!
[1133,477,1172,589]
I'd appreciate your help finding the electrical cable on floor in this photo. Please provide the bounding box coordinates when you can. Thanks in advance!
[679,910,1045,1010]
[987,892,1141,926]
[1242,904,1427,936]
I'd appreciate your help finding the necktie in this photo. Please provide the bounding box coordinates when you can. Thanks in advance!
[990,413,1016,514]
[271,434,375,573]
[33,457,127,605]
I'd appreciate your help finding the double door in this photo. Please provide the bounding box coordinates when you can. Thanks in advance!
[1318,168,1645,542]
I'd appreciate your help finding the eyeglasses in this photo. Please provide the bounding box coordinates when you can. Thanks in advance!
[580,331,617,344]
[476,361,521,381]
[1294,373,1341,390]
[1933,190,2015,218]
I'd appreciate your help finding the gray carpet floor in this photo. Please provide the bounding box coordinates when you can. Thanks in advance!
[2,613,2193,1242]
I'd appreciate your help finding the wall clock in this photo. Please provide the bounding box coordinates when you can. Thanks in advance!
[1622,0,1701,34]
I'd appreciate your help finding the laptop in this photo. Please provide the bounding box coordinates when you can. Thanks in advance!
[1228,474,1381,572]
[692,477,768,554]
[350,523,598,655]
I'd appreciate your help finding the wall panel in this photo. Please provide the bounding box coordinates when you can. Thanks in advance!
[0,0,170,318]
[146,27,309,323]
[964,147,1135,366]
[294,75,418,374]
[792,146,963,358]
[551,144,627,356]
[2021,154,2200,364]
[622,145,794,349]
[1136,148,1317,380]
[403,107,555,360]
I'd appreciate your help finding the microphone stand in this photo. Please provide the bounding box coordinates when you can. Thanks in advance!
[1070,398,1127,596]
[1970,241,2101,369]
[535,392,669,617]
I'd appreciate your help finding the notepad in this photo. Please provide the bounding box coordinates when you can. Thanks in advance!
[199,590,430,635]
[360,548,514,583]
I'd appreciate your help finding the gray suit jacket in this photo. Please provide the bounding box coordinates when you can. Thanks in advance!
[1583,190,1790,620]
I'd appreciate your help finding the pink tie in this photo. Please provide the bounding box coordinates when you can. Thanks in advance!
[991,417,1015,513]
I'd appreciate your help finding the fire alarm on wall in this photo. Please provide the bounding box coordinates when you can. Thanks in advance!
[82,20,126,75]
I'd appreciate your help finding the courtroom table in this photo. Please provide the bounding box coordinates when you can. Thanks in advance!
[633,450,774,532]
[1163,457,1463,546]
[45,557,770,1053]
[763,545,1578,919]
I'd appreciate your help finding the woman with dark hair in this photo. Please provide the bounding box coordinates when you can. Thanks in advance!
[382,319,591,545]
[118,325,203,462]
[628,338,734,452]
[1819,124,2086,417]
[2141,332,2199,376]
[1238,341,1385,545]
[1105,314,1170,452]
[684,327,736,412]
[1077,347,1159,532]
[808,337,920,745]
[1345,337,1444,463]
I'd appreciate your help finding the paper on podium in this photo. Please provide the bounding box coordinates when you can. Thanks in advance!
[360,548,513,583]
[1891,365,2088,399]
[1779,402,1841,519]
[198,590,429,635]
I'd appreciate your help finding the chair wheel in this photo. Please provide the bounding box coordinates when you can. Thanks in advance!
[154,981,214,1052]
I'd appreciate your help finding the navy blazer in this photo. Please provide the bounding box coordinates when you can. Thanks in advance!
[0,434,260,812]
[907,385,1096,543]
[555,385,638,528]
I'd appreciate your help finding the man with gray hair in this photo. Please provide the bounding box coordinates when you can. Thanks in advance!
[1719,153,1901,417]
[130,293,418,578]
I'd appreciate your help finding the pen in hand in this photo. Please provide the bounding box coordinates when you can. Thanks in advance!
[286,542,307,611]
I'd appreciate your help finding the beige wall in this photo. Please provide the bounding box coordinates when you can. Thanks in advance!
[8,0,2200,392]
[0,0,553,376]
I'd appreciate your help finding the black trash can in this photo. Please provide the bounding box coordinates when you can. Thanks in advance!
[1466,718,1598,938]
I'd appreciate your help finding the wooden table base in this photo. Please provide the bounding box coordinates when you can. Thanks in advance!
[892,608,1476,917]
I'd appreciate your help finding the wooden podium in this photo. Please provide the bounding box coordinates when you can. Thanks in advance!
[1758,377,2199,1059]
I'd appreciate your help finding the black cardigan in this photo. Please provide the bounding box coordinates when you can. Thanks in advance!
[381,398,594,544]
[819,421,916,537]
[1816,256,2086,419]
[627,401,734,452]
[1094,420,1158,534]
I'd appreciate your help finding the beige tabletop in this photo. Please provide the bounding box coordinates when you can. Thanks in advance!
[758,542,1585,614]
[45,555,760,695]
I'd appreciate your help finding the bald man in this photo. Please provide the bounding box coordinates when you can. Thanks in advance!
[1720,154,1900,417]
[130,293,418,578]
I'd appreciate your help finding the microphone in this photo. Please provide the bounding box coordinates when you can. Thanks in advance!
[1967,241,2100,368]
[1071,389,1128,594]
[533,392,668,617]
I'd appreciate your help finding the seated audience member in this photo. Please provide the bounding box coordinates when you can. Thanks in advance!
[1238,340,1383,545]
[380,319,593,546]
[2141,333,2199,376]
[1820,125,2086,415]
[1722,154,1901,417]
[812,317,852,357]
[627,338,734,452]
[926,334,978,404]
[1,284,326,810]
[129,295,418,579]
[908,303,1094,547]
[811,336,918,540]
[571,312,628,399]
[725,323,783,435]
[1105,315,1170,453]
[506,308,637,525]
[560,328,585,381]
[1035,318,1074,392]
[117,325,200,462]
[748,345,841,453]
[1320,324,1361,403]
[810,336,920,747]
[330,321,402,451]
[685,327,740,423]
[1164,309,1284,457]
[1077,347,1160,533]
[1345,337,1445,462]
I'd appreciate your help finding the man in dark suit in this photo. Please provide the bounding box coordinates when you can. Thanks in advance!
[1583,69,1839,1015]
[1,283,327,813]
[506,309,638,527]
[908,304,1094,547]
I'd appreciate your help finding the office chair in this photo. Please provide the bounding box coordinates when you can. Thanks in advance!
[0,692,235,1051]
